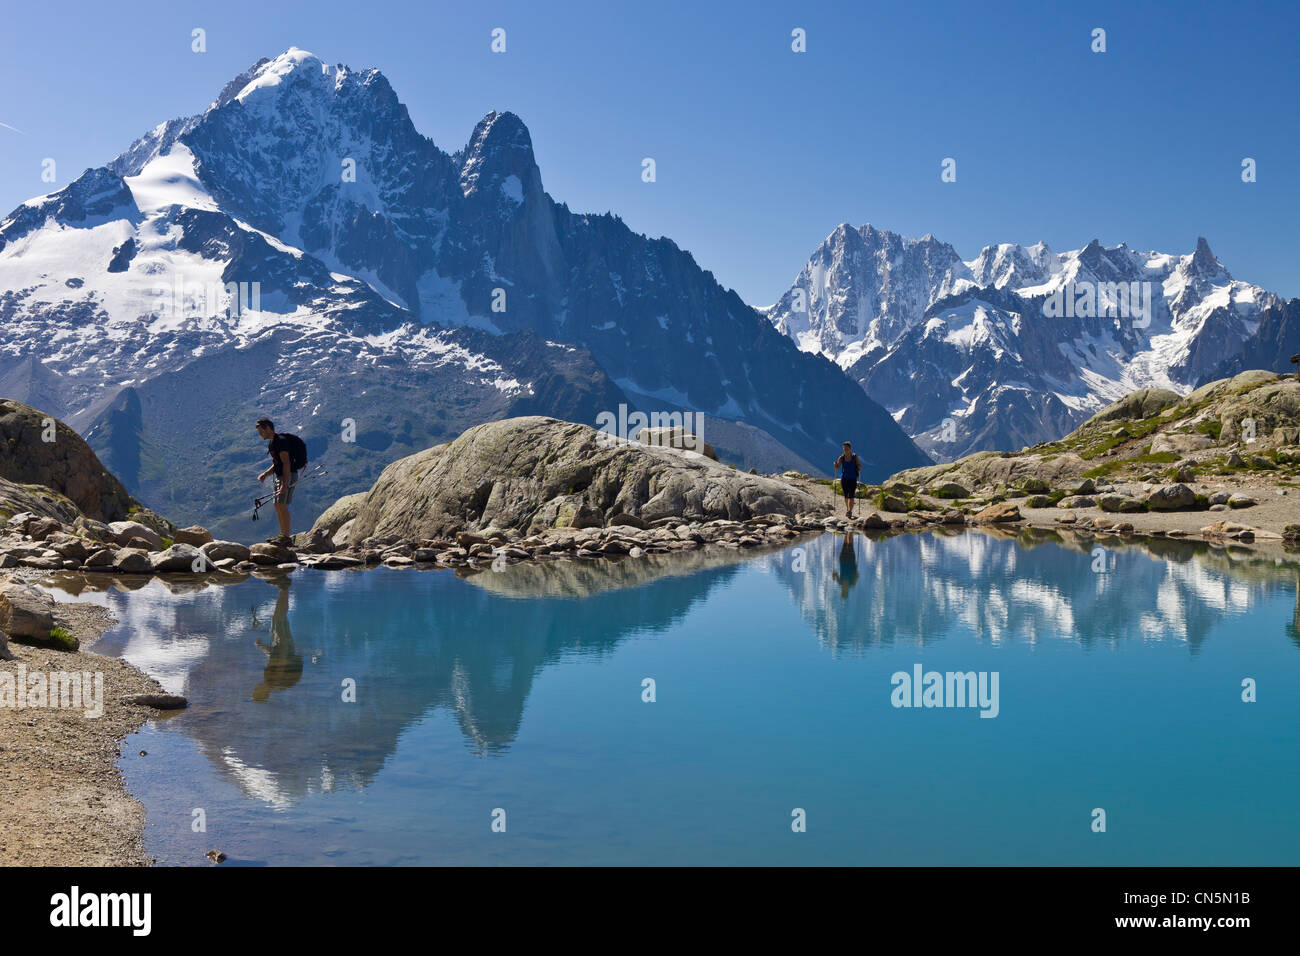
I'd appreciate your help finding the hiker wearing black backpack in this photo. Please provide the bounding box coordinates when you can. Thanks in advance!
[255,417,307,545]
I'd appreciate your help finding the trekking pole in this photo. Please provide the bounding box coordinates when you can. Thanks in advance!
[251,464,328,521]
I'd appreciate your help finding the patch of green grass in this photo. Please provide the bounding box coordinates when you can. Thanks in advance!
[1082,450,1179,480]
[1078,417,1164,460]
[47,625,77,651]
[1196,419,1223,439]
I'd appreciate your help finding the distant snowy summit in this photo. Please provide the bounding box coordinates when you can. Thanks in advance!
[764,224,1287,458]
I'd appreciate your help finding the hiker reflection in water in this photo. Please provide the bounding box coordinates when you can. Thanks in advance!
[832,530,859,599]
[252,579,303,701]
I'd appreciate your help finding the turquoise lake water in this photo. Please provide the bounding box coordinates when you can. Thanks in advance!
[54,529,1300,865]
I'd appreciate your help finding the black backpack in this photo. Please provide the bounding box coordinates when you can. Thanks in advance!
[279,433,308,471]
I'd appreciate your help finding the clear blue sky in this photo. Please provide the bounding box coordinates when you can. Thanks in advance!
[1,0,1296,302]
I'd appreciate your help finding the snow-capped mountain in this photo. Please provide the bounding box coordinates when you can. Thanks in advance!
[767,223,971,370]
[765,224,1284,459]
[0,49,927,537]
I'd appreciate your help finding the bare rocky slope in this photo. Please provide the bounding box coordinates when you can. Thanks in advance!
[833,370,1300,542]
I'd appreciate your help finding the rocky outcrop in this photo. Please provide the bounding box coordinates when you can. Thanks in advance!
[0,399,208,577]
[330,417,827,542]
[0,399,139,523]
[890,450,1088,495]
[1081,388,1182,428]
[885,371,1300,499]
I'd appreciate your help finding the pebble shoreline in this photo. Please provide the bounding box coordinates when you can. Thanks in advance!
[6,492,1299,586]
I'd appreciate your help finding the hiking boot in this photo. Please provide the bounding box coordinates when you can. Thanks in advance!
[267,534,292,546]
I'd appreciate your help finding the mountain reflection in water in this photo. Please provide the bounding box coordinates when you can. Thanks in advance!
[39,528,1300,865]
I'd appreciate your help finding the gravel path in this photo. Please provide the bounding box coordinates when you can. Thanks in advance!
[0,588,167,866]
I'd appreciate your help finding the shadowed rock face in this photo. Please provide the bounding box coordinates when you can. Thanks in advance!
[341,416,827,541]
[0,399,138,522]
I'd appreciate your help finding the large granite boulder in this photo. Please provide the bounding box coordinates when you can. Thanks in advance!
[0,580,55,642]
[338,417,827,541]
[112,550,152,573]
[150,543,204,572]
[173,526,213,546]
[1146,483,1197,511]
[249,542,296,565]
[0,398,139,522]
[201,540,252,563]
[890,451,1088,498]
[973,502,1022,524]
[108,520,164,550]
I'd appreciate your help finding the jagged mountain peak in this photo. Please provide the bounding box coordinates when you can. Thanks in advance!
[456,110,538,198]
[1077,237,1105,262]
[1188,235,1229,279]
[966,241,1054,289]
[768,222,1282,462]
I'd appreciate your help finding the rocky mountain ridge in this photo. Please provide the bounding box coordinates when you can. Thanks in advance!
[765,223,1287,460]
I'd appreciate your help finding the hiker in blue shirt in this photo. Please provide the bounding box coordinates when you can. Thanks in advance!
[833,441,862,518]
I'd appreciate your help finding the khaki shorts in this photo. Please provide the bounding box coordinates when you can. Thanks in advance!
[273,471,298,505]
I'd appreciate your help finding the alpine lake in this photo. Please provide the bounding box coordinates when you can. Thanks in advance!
[37,526,1300,866]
